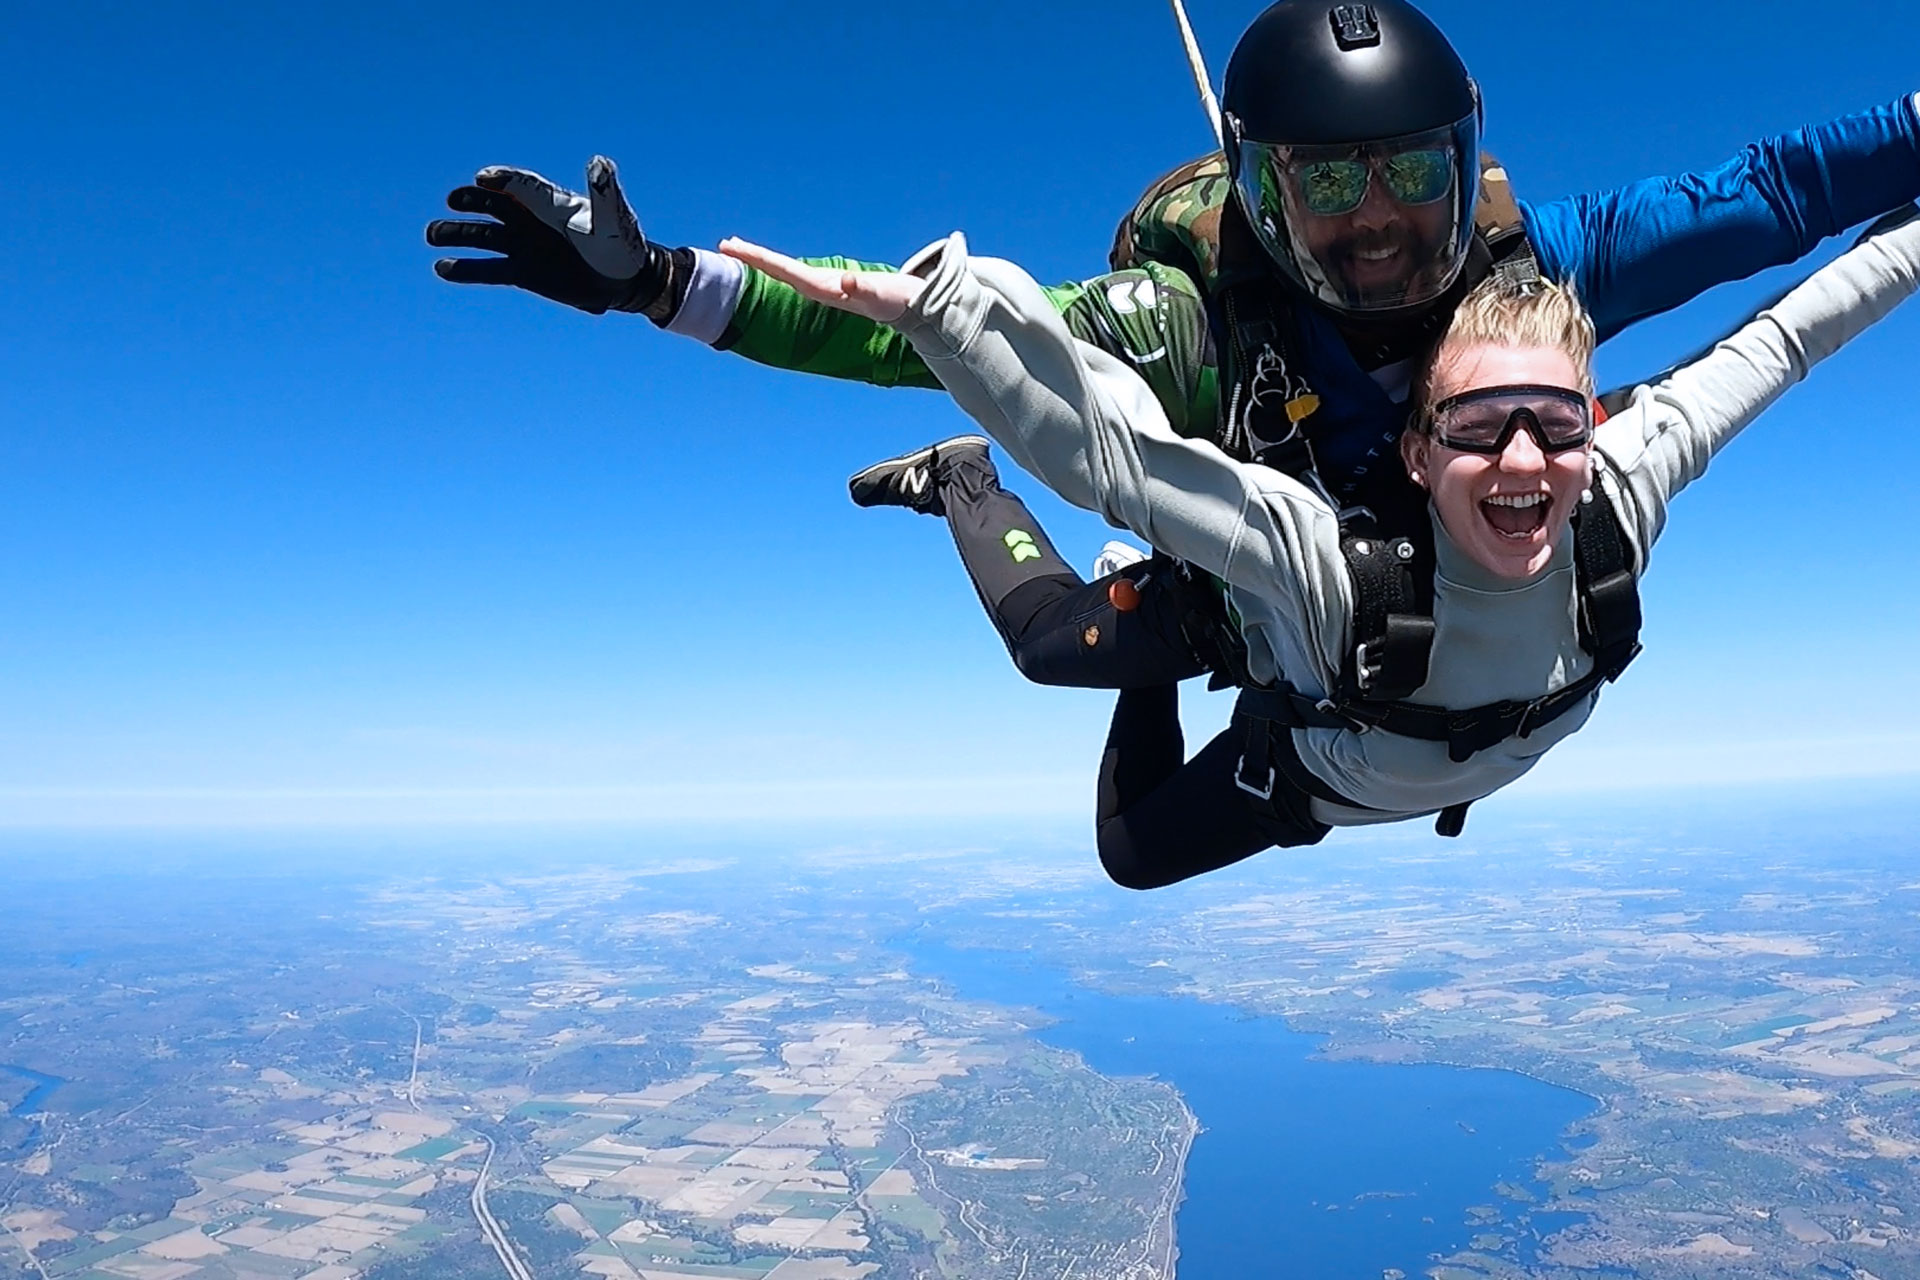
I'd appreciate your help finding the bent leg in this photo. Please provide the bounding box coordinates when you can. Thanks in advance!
[937,442,1078,620]
[1096,711,1278,890]
[1094,690,1331,890]
[1095,684,1187,828]
[937,450,1207,689]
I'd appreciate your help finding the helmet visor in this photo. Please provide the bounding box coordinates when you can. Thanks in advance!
[1234,116,1480,314]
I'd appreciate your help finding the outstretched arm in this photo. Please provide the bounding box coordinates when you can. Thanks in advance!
[725,236,1349,655]
[1599,206,1920,561]
[428,162,1219,428]
[1531,95,1920,342]
[715,256,1221,434]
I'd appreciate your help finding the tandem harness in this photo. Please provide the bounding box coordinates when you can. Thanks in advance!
[1229,490,1643,839]
[1202,197,1641,838]
[1116,148,1643,837]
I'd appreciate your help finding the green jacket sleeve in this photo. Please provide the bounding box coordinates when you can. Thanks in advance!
[718,258,1219,435]
[717,257,946,388]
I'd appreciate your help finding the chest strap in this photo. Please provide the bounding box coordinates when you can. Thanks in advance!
[1232,671,1605,840]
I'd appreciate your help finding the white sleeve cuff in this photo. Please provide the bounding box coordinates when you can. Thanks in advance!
[666,249,747,345]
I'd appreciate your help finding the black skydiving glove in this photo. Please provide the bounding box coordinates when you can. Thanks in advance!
[426,156,688,319]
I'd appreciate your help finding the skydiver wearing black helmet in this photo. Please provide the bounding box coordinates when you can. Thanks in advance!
[1226,0,1485,316]
[428,1,1920,850]
[431,0,1920,638]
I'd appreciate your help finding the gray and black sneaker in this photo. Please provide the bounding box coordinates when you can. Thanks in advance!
[847,435,992,515]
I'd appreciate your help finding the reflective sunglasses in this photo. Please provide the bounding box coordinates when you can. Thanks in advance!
[1424,385,1594,455]
[1292,149,1454,217]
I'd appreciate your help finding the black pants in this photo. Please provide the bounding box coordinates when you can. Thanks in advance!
[1093,685,1330,889]
[936,460,1330,889]
[939,450,1205,689]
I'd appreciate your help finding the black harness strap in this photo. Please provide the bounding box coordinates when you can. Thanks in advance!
[1233,690,1355,808]
[1166,559,1259,693]
[1340,523,1435,701]
[1332,658,1622,761]
[1573,488,1644,671]
[1215,282,1302,466]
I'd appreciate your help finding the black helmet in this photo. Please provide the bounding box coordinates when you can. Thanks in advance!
[1222,0,1482,316]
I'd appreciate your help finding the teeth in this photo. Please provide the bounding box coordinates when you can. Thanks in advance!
[1356,247,1397,261]
[1485,493,1549,508]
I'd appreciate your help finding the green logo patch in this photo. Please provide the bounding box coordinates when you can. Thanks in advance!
[1003,529,1041,564]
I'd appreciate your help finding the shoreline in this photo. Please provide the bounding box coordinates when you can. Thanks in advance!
[909,946,1594,1274]
[1151,1101,1200,1278]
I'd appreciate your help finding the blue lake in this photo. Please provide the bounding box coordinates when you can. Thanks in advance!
[1,1064,62,1117]
[905,939,1595,1279]
[1,1064,64,1158]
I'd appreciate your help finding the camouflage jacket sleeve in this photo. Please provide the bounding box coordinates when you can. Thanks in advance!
[717,258,1219,437]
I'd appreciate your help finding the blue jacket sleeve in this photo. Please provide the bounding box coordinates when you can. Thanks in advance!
[1522,95,1920,342]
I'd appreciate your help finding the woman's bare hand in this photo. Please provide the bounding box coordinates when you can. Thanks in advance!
[719,238,927,323]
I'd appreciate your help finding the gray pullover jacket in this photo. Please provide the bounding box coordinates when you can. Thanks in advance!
[887,215,1920,825]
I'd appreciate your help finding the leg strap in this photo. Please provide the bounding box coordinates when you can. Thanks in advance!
[1230,702,1336,847]
[1235,690,1475,839]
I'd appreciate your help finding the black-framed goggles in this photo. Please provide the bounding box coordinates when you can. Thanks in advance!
[1423,385,1594,455]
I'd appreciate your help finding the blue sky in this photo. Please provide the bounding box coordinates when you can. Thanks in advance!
[4,0,1919,827]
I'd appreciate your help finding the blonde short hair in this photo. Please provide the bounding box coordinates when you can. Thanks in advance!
[1416,275,1597,416]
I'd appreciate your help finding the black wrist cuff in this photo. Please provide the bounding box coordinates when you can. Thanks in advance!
[623,245,694,325]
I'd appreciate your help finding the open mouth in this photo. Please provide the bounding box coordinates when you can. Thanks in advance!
[1480,491,1550,540]
[1346,244,1402,280]
[1340,239,1410,287]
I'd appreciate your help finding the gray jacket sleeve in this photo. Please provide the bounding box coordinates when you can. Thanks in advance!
[1598,208,1920,564]
[889,233,1351,657]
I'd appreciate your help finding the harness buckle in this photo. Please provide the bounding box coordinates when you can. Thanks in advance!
[1234,756,1277,802]
[1315,698,1369,733]
[1353,642,1378,691]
